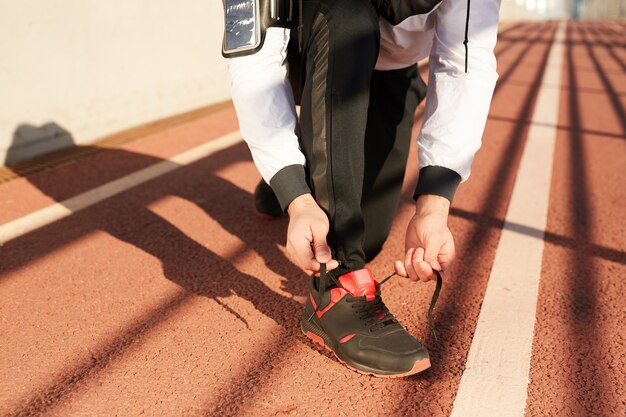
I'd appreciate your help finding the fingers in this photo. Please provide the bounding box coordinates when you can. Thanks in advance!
[423,236,444,272]
[396,246,439,282]
[413,247,435,282]
[404,247,420,281]
[325,259,340,272]
[439,236,456,272]
[289,249,338,276]
[393,248,418,281]
[287,216,338,276]
[394,260,407,277]
[287,235,318,276]
[310,220,339,272]
[414,247,436,282]
[397,208,457,283]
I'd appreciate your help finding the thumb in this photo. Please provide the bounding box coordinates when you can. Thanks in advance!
[311,224,331,263]
[424,236,443,271]
[314,244,331,263]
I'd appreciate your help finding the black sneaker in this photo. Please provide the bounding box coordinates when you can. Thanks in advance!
[301,268,431,377]
[253,180,284,219]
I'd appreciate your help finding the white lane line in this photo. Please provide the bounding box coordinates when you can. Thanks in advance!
[449,21,565,417]
[0,131,242,245]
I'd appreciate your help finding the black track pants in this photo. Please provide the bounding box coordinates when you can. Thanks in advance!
[288,0,426,277]
[362,65,426,261]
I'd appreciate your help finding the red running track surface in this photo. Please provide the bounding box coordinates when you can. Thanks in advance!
[0,21,624,417]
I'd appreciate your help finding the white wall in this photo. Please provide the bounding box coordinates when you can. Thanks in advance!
[0,0,231,165]
[500,0,572,20]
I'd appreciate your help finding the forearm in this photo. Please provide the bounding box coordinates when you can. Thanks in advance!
[227,28,310,210]
[417,65,498,182]
[415,0,500,202]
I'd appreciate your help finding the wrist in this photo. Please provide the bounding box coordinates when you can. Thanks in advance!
[415,194,450,217]
[287,193,316,215]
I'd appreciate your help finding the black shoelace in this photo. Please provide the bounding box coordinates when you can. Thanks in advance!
[309,264,443,341]
[346,289,395,332]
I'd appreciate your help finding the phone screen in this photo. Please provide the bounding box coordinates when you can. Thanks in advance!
[224,0,260,53]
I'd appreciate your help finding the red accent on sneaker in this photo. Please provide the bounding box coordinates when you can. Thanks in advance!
[311,288,349,318]
[338,269,377,301]
[309,289,350,318]
[339,333,356,343]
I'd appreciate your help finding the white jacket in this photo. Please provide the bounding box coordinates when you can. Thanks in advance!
[227,0,500,189]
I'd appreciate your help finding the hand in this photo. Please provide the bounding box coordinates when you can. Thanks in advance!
[394,195,455,282]
[286,194,339,276]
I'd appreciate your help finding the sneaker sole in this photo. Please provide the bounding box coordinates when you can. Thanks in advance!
[301,312,431,378]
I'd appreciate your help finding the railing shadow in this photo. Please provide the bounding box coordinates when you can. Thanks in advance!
[449,207,626,266]
[5,18,620,417]
[592,24,626,71]
[391,21,559,416]
[580,24,626,138]
[426,16,558,361]
[2,134,308,416]
[556,20,613,416]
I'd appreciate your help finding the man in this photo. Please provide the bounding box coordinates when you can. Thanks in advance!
[224,0,499,377]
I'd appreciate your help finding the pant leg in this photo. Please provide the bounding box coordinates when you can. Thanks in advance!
[288,0,381,277]
[361,65,427,261]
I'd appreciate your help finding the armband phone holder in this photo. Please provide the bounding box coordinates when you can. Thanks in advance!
[222,0,292,58]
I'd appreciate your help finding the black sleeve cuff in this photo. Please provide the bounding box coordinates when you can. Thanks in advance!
[269,164,311,211]
[413,166,462,203]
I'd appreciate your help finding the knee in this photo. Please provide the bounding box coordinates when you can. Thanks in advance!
[322,0,380,55]
[362,223,393,262]
[364,243,385,263]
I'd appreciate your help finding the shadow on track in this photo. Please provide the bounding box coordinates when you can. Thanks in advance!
[580,24,626,139]
[391,21,559,416]
[584,23,626,73]
[449,207,626,266]
[487,113,626,140]
[556,21,614,416]
[2,24,425,416]
[2,134,308,416]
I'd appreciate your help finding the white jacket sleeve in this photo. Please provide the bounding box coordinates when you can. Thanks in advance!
[418,0,500,182]
[227,28,307,186]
